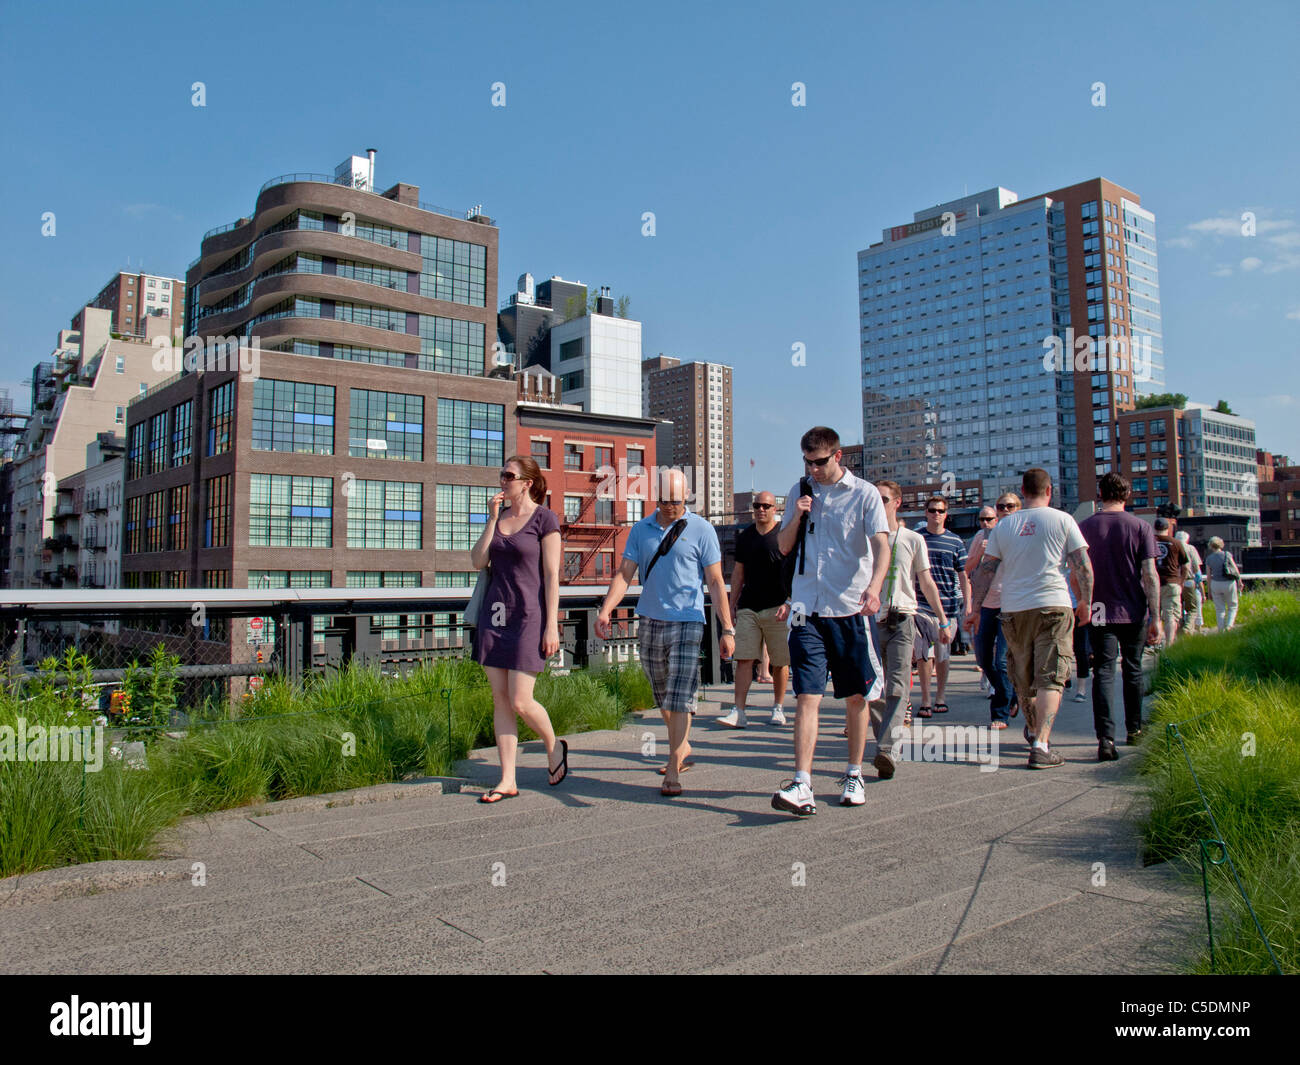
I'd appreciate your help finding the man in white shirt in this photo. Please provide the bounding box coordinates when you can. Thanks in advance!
[870,480,953,778]
[970,468,1093,769]
[770,426,889,815]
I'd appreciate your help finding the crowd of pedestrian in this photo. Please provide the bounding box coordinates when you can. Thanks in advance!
[466,430,1248,809]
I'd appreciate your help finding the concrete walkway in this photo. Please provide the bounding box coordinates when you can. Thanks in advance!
[0,655,1200,974]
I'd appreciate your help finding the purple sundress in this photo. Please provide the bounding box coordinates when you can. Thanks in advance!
[472,505,561,673]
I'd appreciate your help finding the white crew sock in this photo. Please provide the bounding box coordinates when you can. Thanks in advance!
[846,764,862,777]
[1034,740,1050,752]
[794,770,811,786]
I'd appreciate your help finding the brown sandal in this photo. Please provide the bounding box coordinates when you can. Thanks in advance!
[660,781,683,797]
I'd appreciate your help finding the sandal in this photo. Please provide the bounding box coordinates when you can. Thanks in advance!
[478,789,519,804]
[934,702,949,714]
[657,760,695,775]
[917,706,933,718]
[547,739,569,787]
[1010,700,1019,718]
[660,781,683,797]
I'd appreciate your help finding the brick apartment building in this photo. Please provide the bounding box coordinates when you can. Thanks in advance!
[641,355,733,523]
[71,270,185,340]
[122,156,513,615]
[516,375,657,584]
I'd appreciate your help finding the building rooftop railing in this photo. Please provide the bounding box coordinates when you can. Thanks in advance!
[196,174,495,247]
[130,370,186,407]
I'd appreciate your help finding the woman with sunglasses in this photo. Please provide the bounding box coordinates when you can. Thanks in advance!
[470,456,569,802]
[964,493,1020,728]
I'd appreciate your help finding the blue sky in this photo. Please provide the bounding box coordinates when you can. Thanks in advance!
[2,0,1297,492]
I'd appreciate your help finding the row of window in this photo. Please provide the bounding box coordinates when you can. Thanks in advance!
[129,384,505,479]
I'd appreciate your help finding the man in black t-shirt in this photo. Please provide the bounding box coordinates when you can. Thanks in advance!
[720,491,795,727]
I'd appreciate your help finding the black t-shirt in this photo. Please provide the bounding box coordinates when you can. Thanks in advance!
[734,523,795,610]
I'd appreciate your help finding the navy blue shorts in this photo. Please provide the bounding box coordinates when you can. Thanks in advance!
[788,614,882,700]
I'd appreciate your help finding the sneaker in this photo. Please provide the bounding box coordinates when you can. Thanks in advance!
[872,751,896,780]
[1126,728,1143,745]
[1072,690,1087,703]
[769,705,787,726]
[718,708,747,729]
[1098,739,1119,762]
[772,779,816,816]
[1028,747,1065,769]
[838,773,866,806]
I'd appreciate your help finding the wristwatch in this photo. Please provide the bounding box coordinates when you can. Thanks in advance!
[721,628,736,636]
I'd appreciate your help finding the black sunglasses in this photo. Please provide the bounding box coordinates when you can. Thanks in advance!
[752,503,774,510]
[499,471,527,481]
[803,453,836,467]
[979,516,997,522]
[927,508,947,514]
[996,502,1018,511]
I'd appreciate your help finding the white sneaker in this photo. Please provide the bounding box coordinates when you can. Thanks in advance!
[771,779,816,816]
[1073,689,1088,703]
[718,707,748,728]
[838,773,866,806]
[769,705,787,726]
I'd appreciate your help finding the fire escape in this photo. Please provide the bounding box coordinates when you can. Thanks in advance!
[560,473,620,582]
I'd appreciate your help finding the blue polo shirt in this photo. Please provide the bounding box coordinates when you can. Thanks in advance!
[623,511,722,622]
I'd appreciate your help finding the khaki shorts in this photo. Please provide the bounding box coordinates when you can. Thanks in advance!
[1160,584,1182,631]
[1000,607,1074,701]
[734,606,791,667]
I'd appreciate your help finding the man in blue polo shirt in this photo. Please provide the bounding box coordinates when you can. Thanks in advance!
[596,468,734,797]
[771,426,890,816]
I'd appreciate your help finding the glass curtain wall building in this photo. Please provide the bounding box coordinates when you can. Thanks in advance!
[858,188,1075,507]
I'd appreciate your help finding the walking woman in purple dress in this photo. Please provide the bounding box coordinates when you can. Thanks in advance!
[470,455,569,802]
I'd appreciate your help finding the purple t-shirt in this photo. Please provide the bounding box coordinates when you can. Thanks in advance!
[1079,509,1158,625]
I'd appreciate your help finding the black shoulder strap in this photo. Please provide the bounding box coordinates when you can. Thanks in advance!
[644,518,688,582]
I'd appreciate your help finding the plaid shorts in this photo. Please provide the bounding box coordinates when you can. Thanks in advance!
[638,617,704,714]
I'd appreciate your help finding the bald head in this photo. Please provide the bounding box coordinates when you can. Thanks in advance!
[751,490,778,530]
[659,468,689,502]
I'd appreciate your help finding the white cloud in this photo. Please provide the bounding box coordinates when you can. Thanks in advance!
[1241,257,1263,271]
[1186,217,1242,236]
[1287,309,1300,321]
[1164,235,1197,249]
[1211,265,1233,277]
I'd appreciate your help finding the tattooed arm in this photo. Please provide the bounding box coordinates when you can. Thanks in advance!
[1141,556,1163,643]
[1067,546,1094,625]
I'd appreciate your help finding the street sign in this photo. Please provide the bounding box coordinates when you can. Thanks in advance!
[249,676,264,693]
[250,616,263,634]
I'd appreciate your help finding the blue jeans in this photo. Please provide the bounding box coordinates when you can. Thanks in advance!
[974,606,1013,722]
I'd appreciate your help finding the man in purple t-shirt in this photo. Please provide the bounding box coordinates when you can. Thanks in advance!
[1079,472,1163,760]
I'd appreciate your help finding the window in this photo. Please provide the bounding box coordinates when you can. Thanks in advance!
[204,475,231,548]
[627,498,644,523]
[627,446,644,471]
[418,235,487,307]
[116,406,125,424]
[594,498,614,524]
[171,401,193,466]
[564,495,582,522]
[169,485,189,551]
[435,484,493,550]
[347,480,422,549]
[207,381,234,455]
[148,412,168,474]
[531,438,551,468]
[594,552,613,580]
[127,421,147,480]
[250,474,333,547]
[564,443,584,471]
[139,383,148,395]
[248,571,331,643]
[436,398,502,466]
[564,551,582,580]
[561,369,584,392]
[350,389,423,461]
[203,570,230,588]
[124,495,142,554]
[252,379,335,454]
[594,446,613,471]
[115,356,125,374]
[145,490,166,552]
